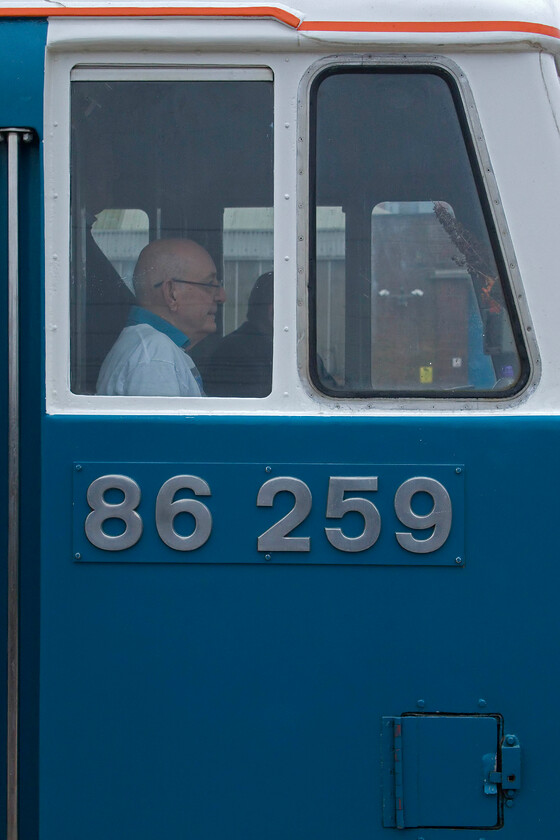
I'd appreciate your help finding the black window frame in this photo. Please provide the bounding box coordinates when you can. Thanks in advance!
[308,63,531,401]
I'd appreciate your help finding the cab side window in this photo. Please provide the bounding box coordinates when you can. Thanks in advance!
[70,72,273,397]
[310,69,527,397]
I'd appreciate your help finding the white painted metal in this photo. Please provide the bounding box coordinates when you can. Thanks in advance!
[2,0,560,33]
[43,15,560,415]
[70,66,273,80]
[0,0,554,56]
[45,45,305,415]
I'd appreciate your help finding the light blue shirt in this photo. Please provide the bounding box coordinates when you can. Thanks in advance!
[126,306,189,348]
[96,307,204,396]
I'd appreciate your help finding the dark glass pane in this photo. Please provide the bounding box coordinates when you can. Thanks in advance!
[71,78,273,397]
[311,70,526,397]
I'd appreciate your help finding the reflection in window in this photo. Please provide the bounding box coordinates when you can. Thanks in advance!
[222,207,273,334]
[311,70,527,397]
[316,207,345,385]
[195,207,273,397]
[91,209,149,292]
[370,201,498,390]
[71,76,273,396]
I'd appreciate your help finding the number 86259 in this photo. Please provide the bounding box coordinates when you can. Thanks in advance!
[83,474,453,556]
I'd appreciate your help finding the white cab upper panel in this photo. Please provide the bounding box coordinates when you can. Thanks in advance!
[1,0,560,53]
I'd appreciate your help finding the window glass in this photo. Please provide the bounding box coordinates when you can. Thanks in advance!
[70,76,273,397]
[311,70,527,397]
[222,207,273,334]
[316,207,346,386]
[199,207,273,397]
[91,209,149,292]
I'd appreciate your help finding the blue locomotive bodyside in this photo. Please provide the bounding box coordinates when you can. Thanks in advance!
[2,5,560,839]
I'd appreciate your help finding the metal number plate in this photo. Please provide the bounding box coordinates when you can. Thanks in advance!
[73,463,464,565]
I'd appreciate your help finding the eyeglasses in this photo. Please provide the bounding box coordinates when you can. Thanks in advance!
[153,277,223,292]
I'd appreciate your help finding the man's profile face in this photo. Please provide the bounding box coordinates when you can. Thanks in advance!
[167,245,225,345]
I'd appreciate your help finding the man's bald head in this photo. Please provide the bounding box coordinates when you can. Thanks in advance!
[131,238,224,347]
[133,239,214,304]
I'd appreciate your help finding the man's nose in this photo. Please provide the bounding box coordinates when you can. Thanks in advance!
[216,284,226,303]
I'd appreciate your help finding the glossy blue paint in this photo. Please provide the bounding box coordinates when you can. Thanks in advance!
[39,413,560,838]
[0,17,47,839]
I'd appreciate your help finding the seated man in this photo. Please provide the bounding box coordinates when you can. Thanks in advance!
[203,271,273,397]
[97,238,225,396]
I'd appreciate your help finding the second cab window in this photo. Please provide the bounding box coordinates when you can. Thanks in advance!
[70,71,274,398]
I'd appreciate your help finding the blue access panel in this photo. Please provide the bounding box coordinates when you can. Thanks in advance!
[381,714,501,828]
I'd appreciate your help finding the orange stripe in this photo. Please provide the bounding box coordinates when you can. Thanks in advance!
[0,9,557,41]
[298,19,560,38]
[0,5,301,26]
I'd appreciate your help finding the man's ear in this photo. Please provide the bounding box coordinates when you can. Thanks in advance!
[161,279,178,311]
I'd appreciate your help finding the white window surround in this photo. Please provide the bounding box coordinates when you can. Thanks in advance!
[44,29,541,415]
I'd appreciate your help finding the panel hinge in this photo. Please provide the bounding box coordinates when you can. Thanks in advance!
[483,733,521,798]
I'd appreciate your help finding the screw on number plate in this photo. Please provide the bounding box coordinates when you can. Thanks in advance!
[417,698,425,709]
[264,554,272,561]
[75,464,82,471]
[74,552,81,560]
[455,467,462,474]
[265,466,272,473]
[455,557,463,565]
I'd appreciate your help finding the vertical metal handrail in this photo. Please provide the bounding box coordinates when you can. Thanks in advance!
[1,126,32,840]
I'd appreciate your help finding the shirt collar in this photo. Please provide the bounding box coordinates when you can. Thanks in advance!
[127,305,190,348]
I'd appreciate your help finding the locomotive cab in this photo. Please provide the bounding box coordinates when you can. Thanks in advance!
[1,2,560,839]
